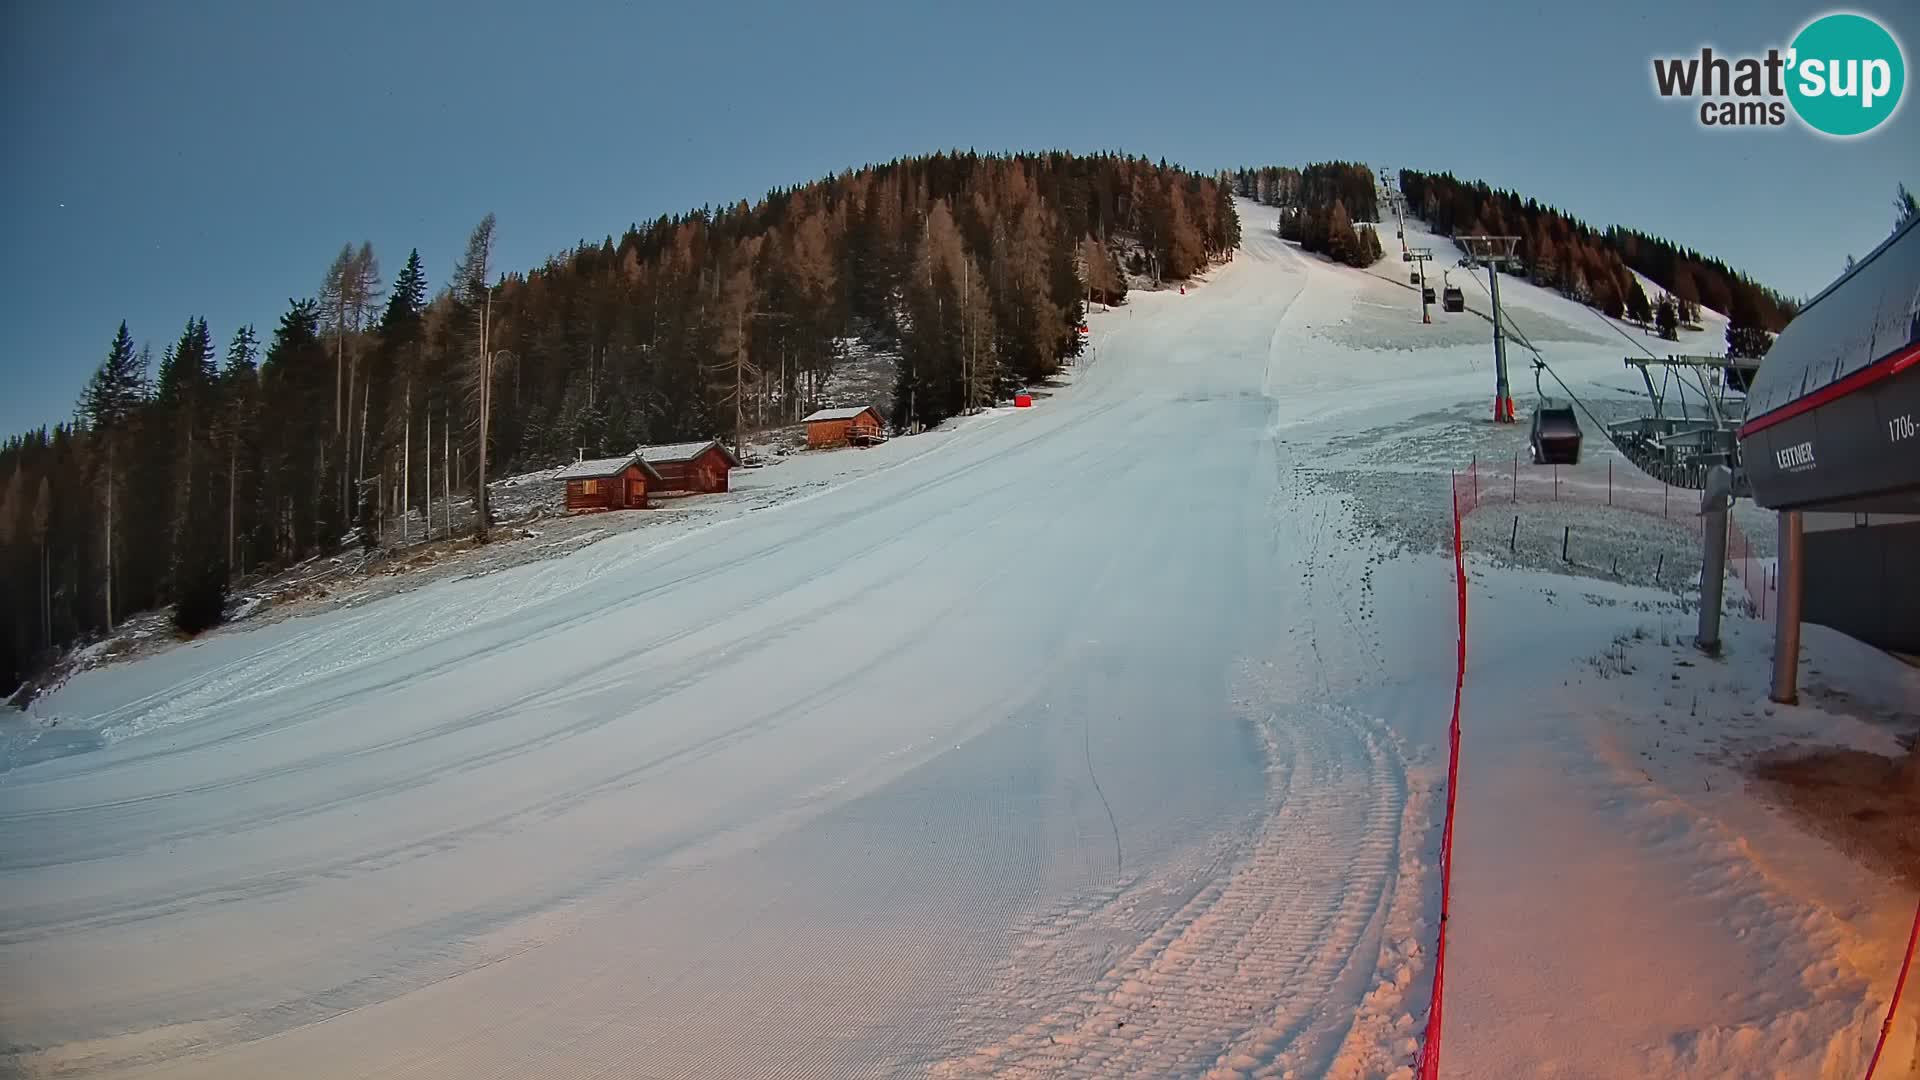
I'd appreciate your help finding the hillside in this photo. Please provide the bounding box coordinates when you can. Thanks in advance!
[0,151,1237,694]
[6,196,1912,1079]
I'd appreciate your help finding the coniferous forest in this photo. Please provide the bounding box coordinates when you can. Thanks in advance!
[0,152,1239,691]
[1396,170,1797,341]
[1230,164,1386,268]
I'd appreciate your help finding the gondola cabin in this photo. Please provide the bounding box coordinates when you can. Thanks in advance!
[639,439,739,494]
[1529,402,1582,465]
[803,406,887,449]
[556,452,661,512]
[1442,286,1465,313]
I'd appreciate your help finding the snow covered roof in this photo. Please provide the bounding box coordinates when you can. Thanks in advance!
[1744,214,1920,427]
[553,453,659,481]
[639,439,738,466]
[802,405,880,423]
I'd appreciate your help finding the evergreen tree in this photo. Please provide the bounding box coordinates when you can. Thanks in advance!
[1895,182,1917,234]
[1624,277,1653,324]
[1725,295,1773,360]
[1397,168,1794,330]
[450,214,498,538]
[260,299,329,557]
[1327,199,1354,265]
[77,322,149,630]
[217,325,260,574]
[1655,295,1680,340]
[146,317,221,602]
[1167,184,1205,279]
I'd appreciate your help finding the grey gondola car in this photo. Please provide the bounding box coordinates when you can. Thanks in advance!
[1442,286,1465,312]
[1529,402,1582,464]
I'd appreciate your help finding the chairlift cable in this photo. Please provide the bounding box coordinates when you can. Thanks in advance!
[1462,266,1615,439]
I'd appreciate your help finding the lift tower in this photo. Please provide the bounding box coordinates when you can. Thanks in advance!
[1408,248,1434,323]
[1458,235,1523,422]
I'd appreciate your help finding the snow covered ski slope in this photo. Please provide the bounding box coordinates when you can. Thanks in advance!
[3,201,1906,1079]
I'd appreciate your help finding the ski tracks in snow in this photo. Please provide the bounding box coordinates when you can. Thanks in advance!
[933,692,1427,1080]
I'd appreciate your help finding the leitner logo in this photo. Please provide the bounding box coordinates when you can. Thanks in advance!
[1652,12,1906,136]
[1776,442,1817,471]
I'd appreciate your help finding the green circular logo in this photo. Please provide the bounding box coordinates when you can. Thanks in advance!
[1787,13,1905,136]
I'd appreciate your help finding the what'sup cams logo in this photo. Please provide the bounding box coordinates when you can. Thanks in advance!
[1652,11,1905,136]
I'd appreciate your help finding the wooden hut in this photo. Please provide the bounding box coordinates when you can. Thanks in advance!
[555,452,661,512]
[802,406,886,449]
[639,439,739,494]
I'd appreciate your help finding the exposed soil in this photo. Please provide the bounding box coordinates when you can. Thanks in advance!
[1753,739,1920,891]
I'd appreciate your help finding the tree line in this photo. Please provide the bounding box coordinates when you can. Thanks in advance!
[1229,163,1385,269]
[1231,164,1380,223]
[1396,169,1797,345]
[0,151,1235,693]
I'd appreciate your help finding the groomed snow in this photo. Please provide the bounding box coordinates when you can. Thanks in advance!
[1,198,1910,1079]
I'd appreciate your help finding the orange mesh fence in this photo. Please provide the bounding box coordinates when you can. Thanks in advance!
[1419,452,1782,1078]
[1452,452,1773,617]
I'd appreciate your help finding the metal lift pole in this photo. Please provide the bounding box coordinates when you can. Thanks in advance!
[1460,236,1521,422]
[1488,262,1511,420]
[1409,248,1433,324]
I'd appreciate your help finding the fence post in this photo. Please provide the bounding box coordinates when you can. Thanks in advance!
[1663,481,1669,519]
[1562,525,1571,563]
[1656,552,1664,583]
[1510,515,1519,552]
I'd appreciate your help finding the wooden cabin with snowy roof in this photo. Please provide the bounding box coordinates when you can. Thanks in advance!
[555,452,662,512]
[802,406,886,449]
[638,439,739,494]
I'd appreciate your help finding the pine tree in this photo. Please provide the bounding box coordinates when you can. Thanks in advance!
[77,322,149,630]
[1167,184,1205,279]
[260,299,328,558]
[217,325,260,574]
[709,236,763,456]
[450,214,498,540]
[1655,295,1680,340]
[895,201,995,429]
[1326,199,1354,264]
[147,317,221,604]
[0,466,20,651]
[31,473,51,648]
[1895,182,1917,234]
[1624,277,1653,324]
[1725,295,1773,360]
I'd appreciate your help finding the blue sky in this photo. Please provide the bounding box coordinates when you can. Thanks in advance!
[3,0,1916,435]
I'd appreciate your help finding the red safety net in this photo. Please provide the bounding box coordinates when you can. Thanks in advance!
[1417,474,1470,1080]
[1864,898,1920,1080]
[1429,454,1910,1079]
[1452,453,1774,617]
